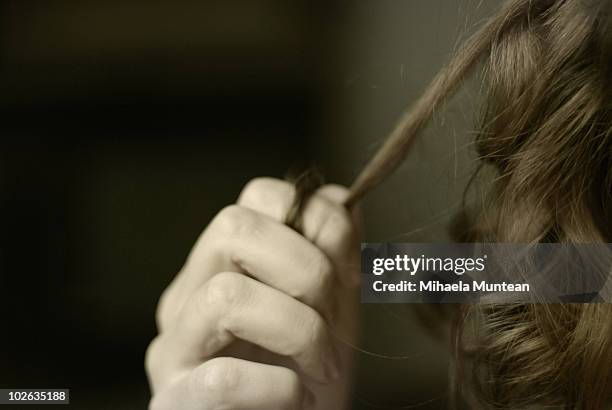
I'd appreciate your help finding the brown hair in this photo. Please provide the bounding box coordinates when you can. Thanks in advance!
[342,0,612,408]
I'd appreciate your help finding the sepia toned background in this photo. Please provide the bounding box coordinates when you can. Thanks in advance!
[0,1,497,408]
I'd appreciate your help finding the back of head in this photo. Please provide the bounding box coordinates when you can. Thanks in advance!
[346,0,612,408]
[453,1,612,408]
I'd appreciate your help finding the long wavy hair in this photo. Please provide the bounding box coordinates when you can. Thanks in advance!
[342,0,612,408]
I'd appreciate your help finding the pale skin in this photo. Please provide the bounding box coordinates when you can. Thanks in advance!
[145,178,362,409]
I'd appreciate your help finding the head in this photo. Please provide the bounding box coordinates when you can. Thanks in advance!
[345,0,612,408]
[458,1,611,408]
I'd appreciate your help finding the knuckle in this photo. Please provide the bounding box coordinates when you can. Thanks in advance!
[213,205,259,240]
[200,272,245,311]
[238,177,280,204]
[238,177,294,220]
[192,358,240,399]
[148,396,162,410]
[144,335,164,380]
[155,285,176,332]
[148,394,171,410]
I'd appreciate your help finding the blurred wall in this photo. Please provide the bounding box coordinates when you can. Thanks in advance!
[0,1,329,408]
[0,1,499,409]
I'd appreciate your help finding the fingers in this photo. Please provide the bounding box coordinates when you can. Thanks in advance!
[157,206,334,330]
[158,178,361,331]
[150,357,313,410]
[147,178,360,409]
[149,272,339,388]
[238,178,361,287]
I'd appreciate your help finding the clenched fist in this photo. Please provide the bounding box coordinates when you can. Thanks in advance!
[146,178,361,409]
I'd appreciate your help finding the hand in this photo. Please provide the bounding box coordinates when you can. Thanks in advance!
[146,178,362,409]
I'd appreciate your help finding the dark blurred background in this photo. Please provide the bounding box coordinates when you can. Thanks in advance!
[0,1,497,408]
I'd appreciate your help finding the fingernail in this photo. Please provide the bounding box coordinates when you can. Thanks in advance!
[323,345,341,382]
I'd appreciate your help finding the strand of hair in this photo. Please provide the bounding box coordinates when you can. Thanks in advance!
[344,0,537,208]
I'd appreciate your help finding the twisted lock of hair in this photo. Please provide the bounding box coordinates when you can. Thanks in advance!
[287,0,612,408]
